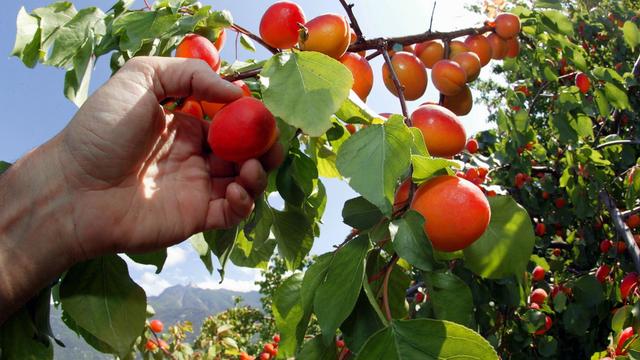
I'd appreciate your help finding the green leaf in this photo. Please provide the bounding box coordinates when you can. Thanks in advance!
[463,196,535,279]
[342,197,384,230]
[297,336,338,360]
[623,21,640,51]
[239,34,256,51]
[0,308,53,360]
[354,319,498,359]
[273,274,307,358]
[272,207,314,270]
[60,255,146,359]
[63,35,94,106]
[341,291,386,354]
[336,117,413,215]
[314,236,371,343]
[260,52,353,137]
[231,199,276,269]
[392,211,435,271]
[126,248,167,274]
[593,89,610,117]
[335,91,380,125]
[540,10,574,36]
[0,161,11,174]
[611,305,632,333]
[205,227,238,280]
[423,271,474,327]
[11,7,41,68]
[573,275,604,308]
[534,0,562,9]
[603,82,631,110]
[32,2,77,44]
[411,155,458,183]
[45,7,106,68]
[189,232,213,273]
[562,303,591,336]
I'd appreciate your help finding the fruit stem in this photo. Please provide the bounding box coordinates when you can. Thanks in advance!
[380,45,409,119]
[382,254,399,322]
[621,205,640,219]
[339,0,364,41]
[428,2,437,33]
[151,329,177,360]
[230,24,278,54]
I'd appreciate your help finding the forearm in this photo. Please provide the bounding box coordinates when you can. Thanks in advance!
[0,135,77,324]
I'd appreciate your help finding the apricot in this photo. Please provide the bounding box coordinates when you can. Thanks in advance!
[388,44,415,57]
[452,52,481,82]
[259,1,306,49]
[414,40,444,68]
[382,51,428,100]
[177,98,204,119]
[176,34,221,72]
[448,40,469,59]
[214,29,226,50]
[431,60,467,96]
[410,175,491,252]
[300,14,350,59]
[463,35,492,66]
[348,28,366,57]
[410,104,467,157]
[495,13,521,39]
[505,37,520,58]
[487,33,508,60]
[208,97,277,163]
[394,179,411,212]
[339,52,374,101]
[575,72,590,94]
[442,85,473,116]
[201,80,252,119]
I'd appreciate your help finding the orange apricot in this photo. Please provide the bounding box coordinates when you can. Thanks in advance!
[382,51,428,100]
[259,1,306,49]
[300,14,350,59]
[505,37,519,58]
[448,40,469,59]
[463,35,492,66]
[201,80,252,119]
[339,52,374,101]
[487,33,508,60]
[431,60,467,96]
[176,34,221,72]
[452,52,481,82]
[411,175,491,252]
[495,13,521,39]
[410,104,467,157]
[442,85,473,116]
[414,40,444,68]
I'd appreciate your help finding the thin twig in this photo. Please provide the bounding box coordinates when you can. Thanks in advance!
[339,0,364,40]
[382,254,399,322]
[151,330,177,360]
[223,68,262,82]
[595,139,640,149]
[230,24,278,54]
[527,71,577,116]
[428,2,437,33]
[620,205,640,219]
[143,0,151,10]
[600,191,640,273]
[381,45,409,119]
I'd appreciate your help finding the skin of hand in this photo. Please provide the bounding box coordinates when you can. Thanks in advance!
[0,56,283,324]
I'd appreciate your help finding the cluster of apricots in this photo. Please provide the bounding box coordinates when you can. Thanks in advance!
[144,319,170,352]
[239,334,280,360]
[169,31,278,163]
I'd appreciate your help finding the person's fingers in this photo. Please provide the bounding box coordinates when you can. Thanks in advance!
[207,153,237,177]
[205,183,255,229]
[236,159,268,198]
[122,56,243,103]
[260,142,286,172]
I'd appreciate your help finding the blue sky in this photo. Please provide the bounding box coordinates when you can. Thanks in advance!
[0,0,495,295]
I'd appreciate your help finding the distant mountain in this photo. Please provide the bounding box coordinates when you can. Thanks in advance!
[51,285,261,359]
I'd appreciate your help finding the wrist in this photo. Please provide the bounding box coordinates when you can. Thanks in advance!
[0,135,78,322]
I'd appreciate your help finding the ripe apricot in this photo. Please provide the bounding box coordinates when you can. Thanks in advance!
[208,97,277,163]
[382,51,428,100]
[149,319,164,333]
[487,33,508,60]
[463,35,492,66]
[452,52,481,82]
[495,13,521,39]
[410,104,467,157]
[616,327,635,356]
[201,80,252,119]
[176,34,221,72]
[348,28,366,57]
[339,52,374,101]
[259,1,306,49]
[414,40,444,68]
[505,37,520,58]
[410,175,491,252]
[394,179,411,211]
[532,265,545,281]
[442,85,473,116]
[431,60,467,96]
[534,316,552,336]
[575,72,591,94]
[448,40,469,59]
[466,138,479,153]
[300,14,350,59]
[177,99,204,119]
[530,288,548,305]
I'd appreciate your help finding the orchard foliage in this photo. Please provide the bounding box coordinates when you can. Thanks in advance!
[3,0,640,359]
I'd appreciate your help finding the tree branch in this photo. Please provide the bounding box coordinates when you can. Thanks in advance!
[595,139,640,149]
[600,191,640,273]
[382,254,399,322]
[381,45,409,119]
[339,0,364,40]
[428,2,437,33]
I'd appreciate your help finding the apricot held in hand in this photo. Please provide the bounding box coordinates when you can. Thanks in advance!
[208,97,277,163]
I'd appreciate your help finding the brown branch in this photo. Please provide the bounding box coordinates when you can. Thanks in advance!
[382,254,399,322]
[151,330,177,360]
[381,46,409,119]
[347,25,492,53]
[600,191,640,273]
[528,71,577,116]
[230,24,278,54]
[339,0,364,40]
[428,2,437,33]
[223,68,262,82]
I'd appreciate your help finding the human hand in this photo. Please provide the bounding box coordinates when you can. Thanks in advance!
[58,56,283,260]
